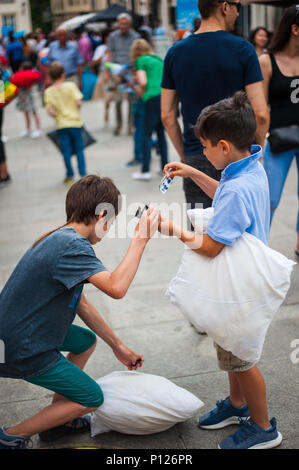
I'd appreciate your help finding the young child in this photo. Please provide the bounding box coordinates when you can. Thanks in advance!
[0,174,160,448]
[160,91,282,449]
[44,61,87,186]
[16,61,42,139]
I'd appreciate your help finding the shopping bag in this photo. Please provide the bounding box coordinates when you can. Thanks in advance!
[46,127,96,155]
[166,208,296,363]
[90,371,204,436]
[0,81,18,108]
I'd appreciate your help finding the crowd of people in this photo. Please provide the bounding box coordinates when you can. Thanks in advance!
[0,1,298,451]
[0,7,296,193]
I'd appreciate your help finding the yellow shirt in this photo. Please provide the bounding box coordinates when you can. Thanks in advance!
[44,82,83,129]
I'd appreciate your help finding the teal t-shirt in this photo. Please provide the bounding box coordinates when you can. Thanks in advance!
[135,54,164,102]
[0,228,107,379]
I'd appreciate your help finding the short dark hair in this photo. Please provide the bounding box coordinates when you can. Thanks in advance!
[32,175,121,247]
[48,61,65,81]
[197,0,219,19]
[194,91,257,151]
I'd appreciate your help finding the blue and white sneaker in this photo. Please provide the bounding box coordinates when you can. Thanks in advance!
[0,426,33,449]
[198,397,250,429]
[218,417,283,449]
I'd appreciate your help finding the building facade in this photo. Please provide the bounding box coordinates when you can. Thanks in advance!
[49,0,285,35]
[0,0,32,33]
[50,0,106,29]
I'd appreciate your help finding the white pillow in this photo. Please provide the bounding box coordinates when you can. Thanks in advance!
[90,371,204,436]
[166,208,296,363]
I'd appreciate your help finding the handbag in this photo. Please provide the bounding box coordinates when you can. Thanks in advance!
[0,80,18,108]
[46,127,96,155]
[268,125,299,154]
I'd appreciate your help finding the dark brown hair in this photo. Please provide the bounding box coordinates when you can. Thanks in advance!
[48,61,65,81]
[32,175,121,247]
[268,5,299,54]
[194,91,256,151]
[197,0,219,19]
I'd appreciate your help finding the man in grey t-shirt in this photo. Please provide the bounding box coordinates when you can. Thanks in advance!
[107,13,140,136]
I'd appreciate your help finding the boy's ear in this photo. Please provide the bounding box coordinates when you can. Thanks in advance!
[97,209,107,221]
[219,139,231,154]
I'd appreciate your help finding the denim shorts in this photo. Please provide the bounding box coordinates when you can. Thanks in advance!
[214,342,255,372]
[25,324,104,408]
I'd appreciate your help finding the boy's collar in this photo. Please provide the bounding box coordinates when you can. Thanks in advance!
[221,145,262,179]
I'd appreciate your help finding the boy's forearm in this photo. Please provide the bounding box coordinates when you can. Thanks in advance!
[172,223,203,251]
[110,237,148,297]
[188,167,219,199]
[47,107,56,117]
[163,221,223,258]
[77,294,122,349]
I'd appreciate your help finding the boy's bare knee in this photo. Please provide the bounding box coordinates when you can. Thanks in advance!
[78,404,97,414]
[84,406,98,413]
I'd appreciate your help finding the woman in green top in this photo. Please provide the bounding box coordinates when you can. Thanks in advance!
[130,39,168,180]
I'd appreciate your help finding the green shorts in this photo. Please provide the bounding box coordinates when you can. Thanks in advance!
[25,324,104,408]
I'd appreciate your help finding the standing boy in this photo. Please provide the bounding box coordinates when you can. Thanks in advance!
[160,91,282,449]
[44,61,87,186]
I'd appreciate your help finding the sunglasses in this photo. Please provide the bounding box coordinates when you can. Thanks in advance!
[293,4,299,25]
[218,1,242,13]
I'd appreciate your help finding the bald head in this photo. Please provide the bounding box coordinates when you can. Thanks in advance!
[57,29,68,46]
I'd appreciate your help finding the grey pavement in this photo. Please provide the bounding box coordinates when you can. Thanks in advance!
[0,93,298,449]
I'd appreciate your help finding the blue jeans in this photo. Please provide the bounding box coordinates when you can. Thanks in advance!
[142,95,168,173]
[57,127,87,179]
[263,141,299,232]
[132,100,145,162]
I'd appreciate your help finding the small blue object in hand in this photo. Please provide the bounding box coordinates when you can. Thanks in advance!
[159,174,173,194]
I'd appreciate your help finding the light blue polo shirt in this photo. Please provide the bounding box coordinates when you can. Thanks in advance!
[206,145,270,246]
[47,40,84,77]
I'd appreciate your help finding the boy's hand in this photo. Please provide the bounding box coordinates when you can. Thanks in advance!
[47,106,56,118]
[163,162,192,179]
[134,207,160,241]
[113,343,144,370]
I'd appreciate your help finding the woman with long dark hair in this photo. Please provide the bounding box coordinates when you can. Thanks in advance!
[259,5,299,256]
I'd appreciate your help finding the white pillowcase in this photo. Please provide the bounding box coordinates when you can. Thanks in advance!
[90,371,204,436]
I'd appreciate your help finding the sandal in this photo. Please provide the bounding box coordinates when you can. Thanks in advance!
[38,415,91,443]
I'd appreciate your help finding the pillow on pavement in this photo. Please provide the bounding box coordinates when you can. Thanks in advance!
[90,371,204,436]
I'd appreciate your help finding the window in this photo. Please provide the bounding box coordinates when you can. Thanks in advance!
[2,15,15,28]
[55,0,64,9]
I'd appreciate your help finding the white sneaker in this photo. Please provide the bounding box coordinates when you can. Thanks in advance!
[132,172,152,181]
[20,130,30,138]
[1,135,8,143]
[31,130,43,139]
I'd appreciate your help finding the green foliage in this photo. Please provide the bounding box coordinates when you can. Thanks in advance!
[30,0,52,32]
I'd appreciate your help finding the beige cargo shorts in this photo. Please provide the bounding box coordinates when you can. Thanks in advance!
[214,342,255,372]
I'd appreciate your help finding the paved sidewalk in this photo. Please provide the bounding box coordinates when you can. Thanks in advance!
[0,95,298,449]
